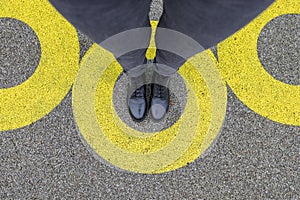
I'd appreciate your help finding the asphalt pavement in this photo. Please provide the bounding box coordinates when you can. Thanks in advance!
[0,0,299,199]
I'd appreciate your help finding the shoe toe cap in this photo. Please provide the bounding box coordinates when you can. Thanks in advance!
[150,102,168,121]
[129,99,147,121]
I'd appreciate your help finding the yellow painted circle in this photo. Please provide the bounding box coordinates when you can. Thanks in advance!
[0,1,79,131]
[73,44,200,173]
[73,44,227,174]
[218,0,300,125]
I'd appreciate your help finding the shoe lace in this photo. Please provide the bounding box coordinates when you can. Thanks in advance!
[132,86,144,98]
[153,84,167,98]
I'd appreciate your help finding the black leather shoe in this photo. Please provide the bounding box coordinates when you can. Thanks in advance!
[128,85,147,122]
[150,83,170,121]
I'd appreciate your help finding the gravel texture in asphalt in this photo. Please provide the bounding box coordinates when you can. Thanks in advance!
[0,0,299,199]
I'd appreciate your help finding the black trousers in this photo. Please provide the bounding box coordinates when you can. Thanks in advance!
[50,0,274,72]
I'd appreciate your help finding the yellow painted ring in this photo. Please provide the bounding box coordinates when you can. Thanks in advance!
[0,0,79,131]
[218,0,300,125]
[73,43,227,174]
[73,44,201,173]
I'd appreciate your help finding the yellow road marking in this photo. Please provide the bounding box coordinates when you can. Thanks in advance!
[146,20,159,60]
[0,0,79,131]
[218,0,300,125]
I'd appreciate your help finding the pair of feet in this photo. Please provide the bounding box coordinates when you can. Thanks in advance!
[128,83,170,122]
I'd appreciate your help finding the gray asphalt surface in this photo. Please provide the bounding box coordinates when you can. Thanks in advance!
[0,0,299,199]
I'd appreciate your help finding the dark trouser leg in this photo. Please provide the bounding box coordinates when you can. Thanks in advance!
[155,0,275,71]
[49,0,152,71]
